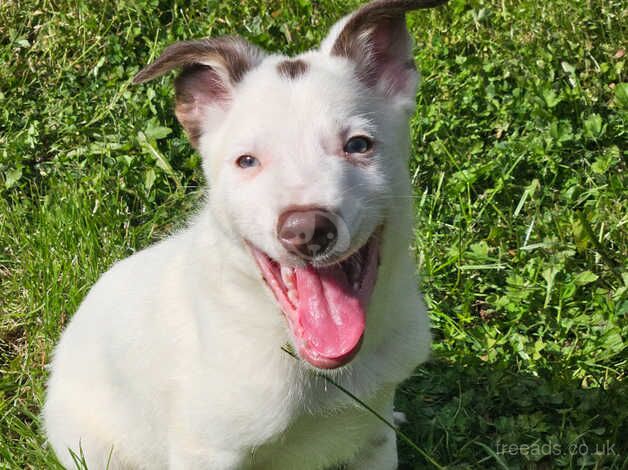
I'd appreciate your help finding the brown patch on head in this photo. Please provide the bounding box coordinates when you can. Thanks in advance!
[276,59,309,80]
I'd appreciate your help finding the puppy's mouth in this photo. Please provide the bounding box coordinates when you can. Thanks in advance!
[249,234,380,369]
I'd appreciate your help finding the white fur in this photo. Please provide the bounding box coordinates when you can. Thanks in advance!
[43,9,432,470]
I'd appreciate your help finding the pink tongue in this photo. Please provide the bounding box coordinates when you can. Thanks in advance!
[293,265,366,367]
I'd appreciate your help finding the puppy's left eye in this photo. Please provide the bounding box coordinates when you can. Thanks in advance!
[344,136,373,154]
[236,155,260,169]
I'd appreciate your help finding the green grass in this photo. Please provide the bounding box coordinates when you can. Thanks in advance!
[0,0,626,468]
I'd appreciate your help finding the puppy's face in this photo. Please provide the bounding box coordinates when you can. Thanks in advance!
[208,54,399,266]
[135,0,447,369]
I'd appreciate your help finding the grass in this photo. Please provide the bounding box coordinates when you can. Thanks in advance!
[0,0,626,468]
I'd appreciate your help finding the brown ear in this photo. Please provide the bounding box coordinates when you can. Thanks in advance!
[133,36,265,147]
[328,0,448,102]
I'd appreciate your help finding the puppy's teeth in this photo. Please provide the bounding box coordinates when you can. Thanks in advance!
[288,289,298,305]
[280,266,294,288]
[352,282,359,290]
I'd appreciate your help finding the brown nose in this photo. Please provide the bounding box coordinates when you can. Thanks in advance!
[277,209,339,259]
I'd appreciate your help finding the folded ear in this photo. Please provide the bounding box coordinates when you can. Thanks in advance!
[321,0,447,108]
[133,37,265,147]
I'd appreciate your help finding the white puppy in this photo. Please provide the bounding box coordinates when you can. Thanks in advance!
[43,1,447,468]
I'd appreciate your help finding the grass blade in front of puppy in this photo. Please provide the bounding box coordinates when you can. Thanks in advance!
[281,346,445,469]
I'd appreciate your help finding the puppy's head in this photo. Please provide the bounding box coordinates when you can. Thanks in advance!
[134,0,447,369]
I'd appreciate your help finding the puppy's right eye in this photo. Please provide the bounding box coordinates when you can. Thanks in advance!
[343,136,373,155]
[236,155,260,169]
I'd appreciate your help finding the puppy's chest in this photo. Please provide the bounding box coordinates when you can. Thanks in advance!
[246,381,393,470]
[191,353,381,445]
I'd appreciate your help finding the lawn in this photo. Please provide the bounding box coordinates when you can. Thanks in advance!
[0,0,626,468]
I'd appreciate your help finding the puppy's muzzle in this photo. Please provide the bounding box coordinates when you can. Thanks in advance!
[277,208,339,259]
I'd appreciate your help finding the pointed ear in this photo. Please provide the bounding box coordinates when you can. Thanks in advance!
[321,0,447,107]
[133,36,265,147]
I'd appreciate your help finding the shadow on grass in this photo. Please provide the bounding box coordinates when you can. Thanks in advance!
[395,355,627,469]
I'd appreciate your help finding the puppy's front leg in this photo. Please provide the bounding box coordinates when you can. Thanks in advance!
[346,425,398,470]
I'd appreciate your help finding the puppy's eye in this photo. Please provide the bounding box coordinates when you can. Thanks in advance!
[236,155,260,169]
[343,136,373,154]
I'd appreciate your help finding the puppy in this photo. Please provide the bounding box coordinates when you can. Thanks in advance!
[43,1,447,468]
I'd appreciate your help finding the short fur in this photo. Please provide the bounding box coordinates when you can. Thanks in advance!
[43,1,448,468]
